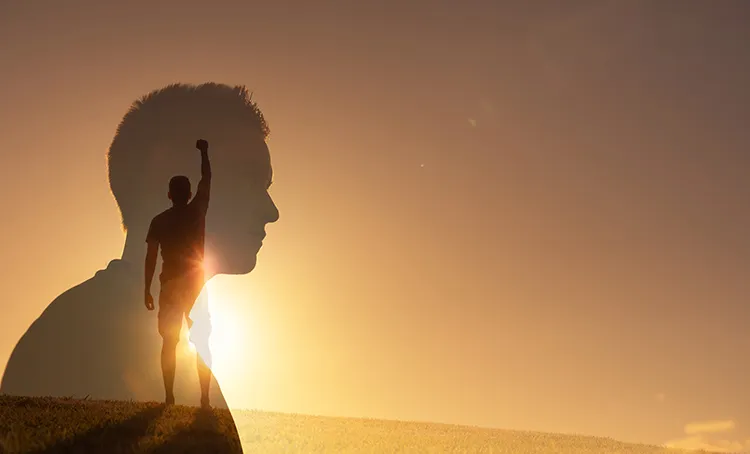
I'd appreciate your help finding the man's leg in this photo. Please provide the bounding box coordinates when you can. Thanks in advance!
[158,285,182,405]
[161,337,178,405]
[197,351,212,408]
[188,282,213,408]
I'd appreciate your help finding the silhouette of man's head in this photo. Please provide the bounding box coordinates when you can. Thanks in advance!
[168,175,192,206]
[108,82,279,275]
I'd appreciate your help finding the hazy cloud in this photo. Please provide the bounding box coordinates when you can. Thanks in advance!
[664,420,748,453]
[685,420,736,435]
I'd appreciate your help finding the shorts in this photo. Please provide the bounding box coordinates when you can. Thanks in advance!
[158,273,209,345]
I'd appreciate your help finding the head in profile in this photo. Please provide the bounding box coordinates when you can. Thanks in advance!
[109,82,279,276]
[0,82,279,408]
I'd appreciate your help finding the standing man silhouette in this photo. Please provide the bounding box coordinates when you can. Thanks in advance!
[145,138,213,407]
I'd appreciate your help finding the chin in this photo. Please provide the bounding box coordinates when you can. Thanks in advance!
[213,255,258,276]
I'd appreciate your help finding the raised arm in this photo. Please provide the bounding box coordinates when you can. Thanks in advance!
[198,139,211,181]
[194,139,211,212]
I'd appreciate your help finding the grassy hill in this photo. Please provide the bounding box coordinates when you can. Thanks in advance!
[0,395,710,453]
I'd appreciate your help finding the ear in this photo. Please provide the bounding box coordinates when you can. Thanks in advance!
[168,191,173,201]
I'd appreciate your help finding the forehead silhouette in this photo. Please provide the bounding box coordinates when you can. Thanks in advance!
[107,82,270,231]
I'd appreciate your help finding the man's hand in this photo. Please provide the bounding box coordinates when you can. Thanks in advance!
[196,139,209,152]
[145,292,155,311]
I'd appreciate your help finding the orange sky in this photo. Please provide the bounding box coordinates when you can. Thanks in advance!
[3,1,750,449]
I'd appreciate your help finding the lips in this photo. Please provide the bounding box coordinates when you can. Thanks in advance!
[247,232,265,250]
[250,231,266,241]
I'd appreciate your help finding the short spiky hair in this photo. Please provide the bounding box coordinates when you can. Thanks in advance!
[107,82,270,232]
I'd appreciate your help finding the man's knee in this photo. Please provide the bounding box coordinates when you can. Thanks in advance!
[161,336,179,351]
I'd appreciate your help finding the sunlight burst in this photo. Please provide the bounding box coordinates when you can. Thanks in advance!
[175,278,259,409]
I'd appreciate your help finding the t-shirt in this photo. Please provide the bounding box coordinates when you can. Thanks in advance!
[146,177,210,284]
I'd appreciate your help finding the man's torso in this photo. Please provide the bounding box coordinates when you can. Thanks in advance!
[151,201,206,283]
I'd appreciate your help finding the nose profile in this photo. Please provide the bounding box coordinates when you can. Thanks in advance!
[266,193,279,224]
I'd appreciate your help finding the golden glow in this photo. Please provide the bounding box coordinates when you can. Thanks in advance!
[3,2,749,448]
[174,279,262,409]
[207,288,247,377]
[205,280,257,405]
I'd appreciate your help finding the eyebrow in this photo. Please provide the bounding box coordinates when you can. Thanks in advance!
[267,168,274,189]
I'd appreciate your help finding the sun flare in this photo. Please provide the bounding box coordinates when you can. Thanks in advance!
[207,301,245,374]
[177,279,258,409]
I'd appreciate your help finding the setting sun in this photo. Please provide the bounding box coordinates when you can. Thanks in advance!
[177,279,262,409]
[206,289,246,373]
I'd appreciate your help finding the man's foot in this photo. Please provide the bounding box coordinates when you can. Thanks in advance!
[165,395,175,406]
[200,396,210,410]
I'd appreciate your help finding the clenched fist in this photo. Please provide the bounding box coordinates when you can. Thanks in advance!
[196,139,209,152]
